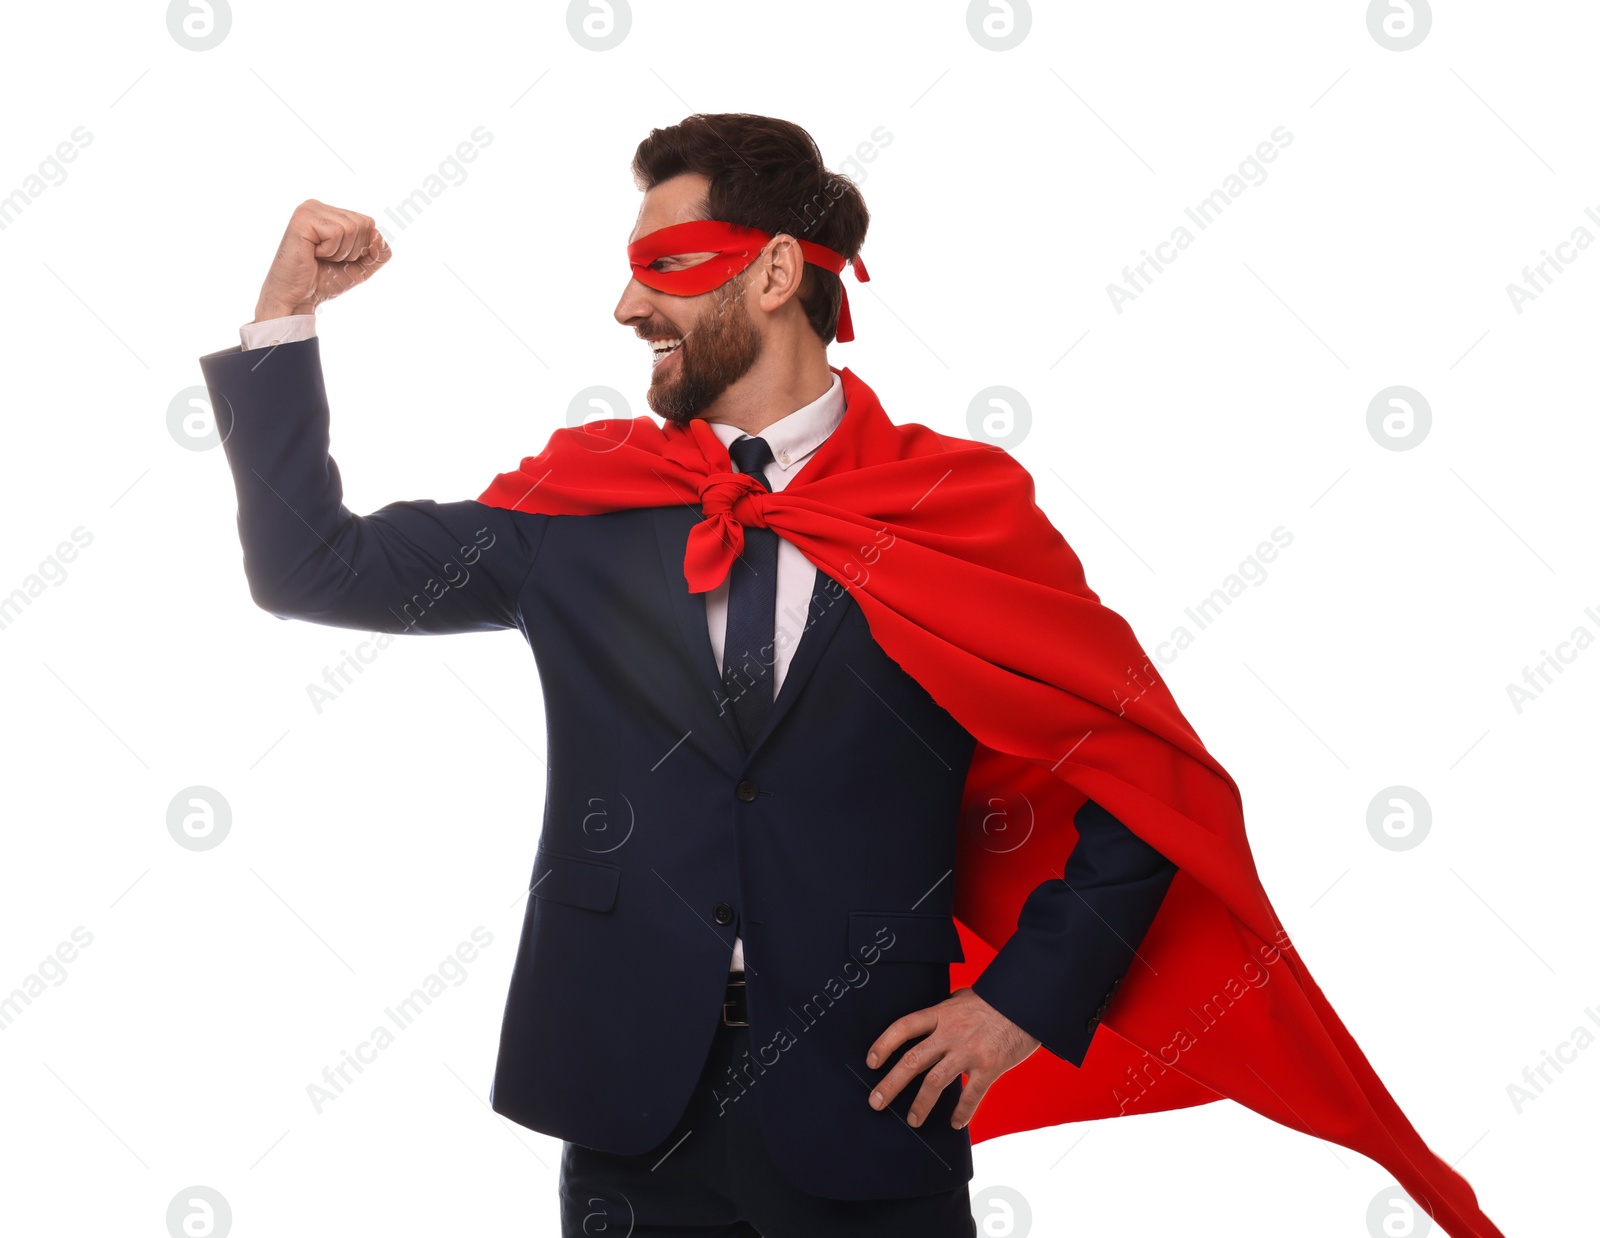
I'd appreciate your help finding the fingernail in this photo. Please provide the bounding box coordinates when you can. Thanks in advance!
[866,1052,878,1067]
[870,1091,882,1108]
[908,1112,920,1127]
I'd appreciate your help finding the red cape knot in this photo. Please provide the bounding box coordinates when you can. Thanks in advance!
[684,470,770,593]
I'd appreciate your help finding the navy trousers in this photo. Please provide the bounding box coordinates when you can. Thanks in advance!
[558,980,976,1238]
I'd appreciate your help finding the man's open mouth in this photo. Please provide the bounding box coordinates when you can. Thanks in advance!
[649,337,684,368]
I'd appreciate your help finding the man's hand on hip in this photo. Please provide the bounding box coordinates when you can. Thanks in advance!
[253,199,391,322]
[864,986,1040,1129]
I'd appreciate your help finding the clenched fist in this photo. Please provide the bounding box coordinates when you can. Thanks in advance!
[253,199,391,322]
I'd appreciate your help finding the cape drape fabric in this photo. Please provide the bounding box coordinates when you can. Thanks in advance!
[477,366,1504,1237]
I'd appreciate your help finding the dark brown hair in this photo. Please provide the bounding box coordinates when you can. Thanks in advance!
[631,114,870,347]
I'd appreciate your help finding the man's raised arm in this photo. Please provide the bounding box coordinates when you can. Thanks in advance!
[200,200,546,635]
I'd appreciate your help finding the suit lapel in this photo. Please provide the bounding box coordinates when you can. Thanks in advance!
[652,507,746,762]
[652,506,855,767]
[745,563,854,759]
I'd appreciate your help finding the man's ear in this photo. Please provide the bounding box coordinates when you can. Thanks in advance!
[755,233,808,313]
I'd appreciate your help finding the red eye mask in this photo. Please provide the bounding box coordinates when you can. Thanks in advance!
[626,219,871,342]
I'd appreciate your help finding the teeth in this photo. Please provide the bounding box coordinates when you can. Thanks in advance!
[649,338,683,355]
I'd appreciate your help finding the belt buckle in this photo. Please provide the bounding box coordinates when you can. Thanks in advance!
[722,974,748,1027]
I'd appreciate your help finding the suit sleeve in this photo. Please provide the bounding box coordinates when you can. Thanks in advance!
[199,335,547,634]
[969,797,1177,1066]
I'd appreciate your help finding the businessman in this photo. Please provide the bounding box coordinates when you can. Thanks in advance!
[200,114,1178,1236]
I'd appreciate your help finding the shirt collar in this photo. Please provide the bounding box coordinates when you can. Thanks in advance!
[706,371,844,473]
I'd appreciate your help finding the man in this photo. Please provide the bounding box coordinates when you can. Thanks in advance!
[200,113,1178,1236]
[204,115,1505,1238]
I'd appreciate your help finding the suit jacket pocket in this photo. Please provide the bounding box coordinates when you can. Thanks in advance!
[848,910,965,964]
[529,846,622,913]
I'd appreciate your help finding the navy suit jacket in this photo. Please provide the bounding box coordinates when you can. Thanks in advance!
[199,337,1177,1201]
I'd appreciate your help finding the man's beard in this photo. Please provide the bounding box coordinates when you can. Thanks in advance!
[647,276,763,425]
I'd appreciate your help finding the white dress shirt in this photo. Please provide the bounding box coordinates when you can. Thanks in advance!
[239,316,847,973]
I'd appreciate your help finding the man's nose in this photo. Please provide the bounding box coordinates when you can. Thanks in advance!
[614,277,654,327]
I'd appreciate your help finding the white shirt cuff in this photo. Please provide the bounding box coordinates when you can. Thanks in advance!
[239,313,317,351]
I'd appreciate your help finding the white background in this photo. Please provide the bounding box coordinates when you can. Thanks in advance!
[0,1,1591,1234]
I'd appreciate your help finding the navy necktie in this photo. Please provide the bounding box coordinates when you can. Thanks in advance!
[722,435,779,749]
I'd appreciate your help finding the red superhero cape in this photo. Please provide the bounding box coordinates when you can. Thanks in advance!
[478,366,1505,1237]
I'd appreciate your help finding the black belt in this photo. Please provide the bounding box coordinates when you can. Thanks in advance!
[721,971,748,1026]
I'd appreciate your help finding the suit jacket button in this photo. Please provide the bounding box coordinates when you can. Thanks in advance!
[713,902,735,924]
[735,779,760,803]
